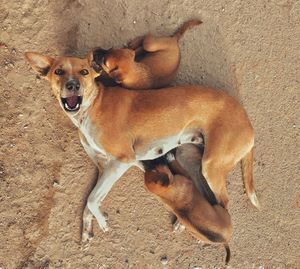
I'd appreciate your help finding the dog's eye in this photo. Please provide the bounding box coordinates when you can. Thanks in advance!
[54,69,65,76]
[80,69,89,76]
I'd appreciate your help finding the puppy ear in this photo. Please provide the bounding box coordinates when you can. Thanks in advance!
[87,47,109,73]
[25,52,54,78]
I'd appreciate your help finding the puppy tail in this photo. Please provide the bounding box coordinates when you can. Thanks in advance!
[224,244,231,265]
[173,19,202,40]
[241,147,261,210]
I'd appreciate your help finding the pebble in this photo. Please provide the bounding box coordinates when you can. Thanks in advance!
[160,256,168,265]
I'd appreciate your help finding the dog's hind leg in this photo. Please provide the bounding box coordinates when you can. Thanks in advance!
[202,125,256,209]
[142,35,178,52]
[201,130,240,208]
[241,147,261,209]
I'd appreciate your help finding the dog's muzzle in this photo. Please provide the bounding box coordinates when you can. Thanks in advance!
[61,79,82,112]
[61,96,82,112]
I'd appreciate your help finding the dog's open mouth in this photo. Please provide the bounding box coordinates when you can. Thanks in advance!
[61,96,82,112]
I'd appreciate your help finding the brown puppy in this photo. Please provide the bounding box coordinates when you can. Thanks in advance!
[144,145,232,264]
[25,53,260,243]
[91,19,202,89]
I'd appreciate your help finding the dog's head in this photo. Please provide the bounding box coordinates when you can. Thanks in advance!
[25,52,99,114]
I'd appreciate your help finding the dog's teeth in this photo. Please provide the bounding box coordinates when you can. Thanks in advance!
[75,103,79,109]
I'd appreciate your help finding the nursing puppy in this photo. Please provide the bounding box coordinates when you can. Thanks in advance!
[144,144,232,264]
[91,19,202,89]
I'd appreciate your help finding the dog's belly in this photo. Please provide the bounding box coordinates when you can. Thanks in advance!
[135,131,203,161]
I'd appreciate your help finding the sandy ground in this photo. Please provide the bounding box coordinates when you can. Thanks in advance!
[0,0,299,268]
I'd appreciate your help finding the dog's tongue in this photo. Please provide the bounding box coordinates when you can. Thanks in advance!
[66,96,78,109]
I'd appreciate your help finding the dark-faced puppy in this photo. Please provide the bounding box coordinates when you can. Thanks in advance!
[91,19,202,89]
[144,145,232,264]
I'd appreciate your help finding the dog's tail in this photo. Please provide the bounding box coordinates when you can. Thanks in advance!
[241,147,261,210]
[173,19,202,40]
[224,244,231,265]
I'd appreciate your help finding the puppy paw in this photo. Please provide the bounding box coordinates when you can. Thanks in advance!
[172,220,185,233]
[166,152,176,162]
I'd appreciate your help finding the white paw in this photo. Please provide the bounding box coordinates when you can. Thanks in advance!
[99,221,109,232]
[96,213,109,232]
[81,230,94,250]
[166,152,175,162]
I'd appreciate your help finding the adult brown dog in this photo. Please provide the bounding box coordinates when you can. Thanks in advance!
[143,144,232,264]
[25,52,260,243]
[91,19,202,89]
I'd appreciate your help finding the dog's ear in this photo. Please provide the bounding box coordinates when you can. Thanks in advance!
[87,47,110,73]
[25,52,54,78]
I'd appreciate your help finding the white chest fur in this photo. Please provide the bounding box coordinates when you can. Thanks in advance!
[79,116,107,157]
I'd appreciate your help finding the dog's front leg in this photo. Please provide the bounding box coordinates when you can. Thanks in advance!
[82,159,132,242]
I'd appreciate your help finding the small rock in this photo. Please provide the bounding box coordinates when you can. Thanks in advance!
[53,181,60,188]
[160,256,168,265]
[133,20,136,24]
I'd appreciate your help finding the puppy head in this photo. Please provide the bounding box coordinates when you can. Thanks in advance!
[144,170,171,196]
[98,48,135,75]
[25,52,99,115]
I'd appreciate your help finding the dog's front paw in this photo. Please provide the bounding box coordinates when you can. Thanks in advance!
[81,230,94,249]
[99,221,109,232]
[96,213,109,232]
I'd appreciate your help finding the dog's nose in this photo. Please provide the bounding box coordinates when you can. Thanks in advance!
[65,80,80,91]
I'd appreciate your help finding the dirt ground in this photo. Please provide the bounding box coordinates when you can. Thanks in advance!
[0,0,299,268]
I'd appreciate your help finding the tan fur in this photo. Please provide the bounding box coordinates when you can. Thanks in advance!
[144,146,232,264]
[91,19,202,89]
[25,52,260,243]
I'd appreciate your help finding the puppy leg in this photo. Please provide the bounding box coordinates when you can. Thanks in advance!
[128,35,145,50]
[127,35,146,57]
[166,152,191,179]
[142,35,178,52]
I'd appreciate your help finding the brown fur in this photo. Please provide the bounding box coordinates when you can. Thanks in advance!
[25,52,260,242]
[91,19,202,89]
[144,145,232,264]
